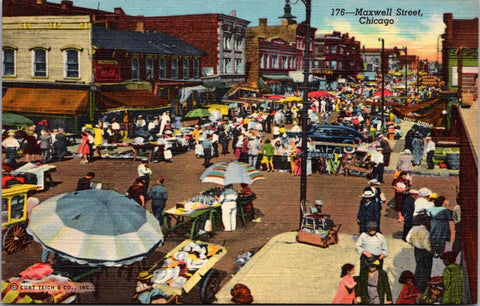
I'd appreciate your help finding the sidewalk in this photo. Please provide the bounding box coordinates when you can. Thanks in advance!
[384,120,459,177]
[215,231,452,304]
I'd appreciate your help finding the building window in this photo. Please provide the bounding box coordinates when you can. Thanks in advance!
[331,61,337,69]
[183,58,189,79]
[260,54,265,69]
[281,56,287,69]
[234,58,242,74]
[159,57,166,79]
[171,58,178,79]
[331,46,338,54]
[224,34,233,50]
[224,58,232,74]
[64,49,79,78]
[146,57,154,79]
[3,48,15,76]
[235,36,243,51]
[193,58,200,79]
[131,57,139,80]
[33,49,47,77]
[272,55,278,69]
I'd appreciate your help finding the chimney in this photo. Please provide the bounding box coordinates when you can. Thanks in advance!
[114,7,126,15]
[259,18,267,28]
[61,0,73,10]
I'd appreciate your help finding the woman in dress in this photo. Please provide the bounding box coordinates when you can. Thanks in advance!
[332,263,357,304]
[77,132,90,164]
[392,171,412,222]
[427,196,453,256]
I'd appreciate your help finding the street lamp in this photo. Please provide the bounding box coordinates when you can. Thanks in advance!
[378,38,385,134]
[280,0,312,226]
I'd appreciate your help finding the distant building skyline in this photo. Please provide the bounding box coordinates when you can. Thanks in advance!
[45,0,479,62]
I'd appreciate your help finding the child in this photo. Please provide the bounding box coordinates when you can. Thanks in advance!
[332,263,357,304]
[396,270,421,304]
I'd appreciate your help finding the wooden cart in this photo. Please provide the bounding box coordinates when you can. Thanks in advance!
[297,213,342,248]
[2,184,39,254]
[135,239,226,304]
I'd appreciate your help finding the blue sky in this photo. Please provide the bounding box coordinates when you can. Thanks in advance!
[50,0,479,61]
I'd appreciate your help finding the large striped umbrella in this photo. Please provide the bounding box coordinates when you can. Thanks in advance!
[200,161,264,186]
[27,189,163,267]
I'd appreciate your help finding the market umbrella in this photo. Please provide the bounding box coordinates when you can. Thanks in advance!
[373,88,395,97]
[2,112,33,127]
[308,90,335,99]
[265,95,284,100]
[27,189,163,267]
[200,161,264,186]
[185,108,211,118]
[278,96,303,103]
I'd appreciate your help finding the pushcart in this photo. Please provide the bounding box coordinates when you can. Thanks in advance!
[2,184,39,254]
[135,239,226,304]
[297,212,342,248]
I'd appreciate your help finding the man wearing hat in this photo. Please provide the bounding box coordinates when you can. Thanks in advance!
[135,115,146,130]
[425,136,436,169]
[363,179,386,207]
[355,256,392,304]
[201,134,214,168]
[357,190,382,234]
[401,189,420,241]
[355,221,389,270]
[397,149,414,172]
[406,214,433,293]
[413,187,433,217]
[370,146,385,183]
[377,134,393,167]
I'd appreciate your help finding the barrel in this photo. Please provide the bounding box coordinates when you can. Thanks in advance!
[445,153,460,170]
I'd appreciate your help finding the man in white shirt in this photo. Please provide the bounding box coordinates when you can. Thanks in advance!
[159,111,171,136]
[406,215,433,292]
[413,188,433,217]
[137,160,153,193]
[136,115,147,130]
[425,137,436,169]
[370,147,385,183]
[111,118,121,143]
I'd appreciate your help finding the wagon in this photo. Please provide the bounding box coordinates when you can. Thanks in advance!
[134,239,226,304]
[1,184,39,254]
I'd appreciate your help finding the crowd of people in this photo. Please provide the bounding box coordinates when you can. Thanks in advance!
[331,161,463,304]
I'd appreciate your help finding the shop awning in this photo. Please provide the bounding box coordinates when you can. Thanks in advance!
[2,87,89,116]
[95,90,170,112]
[261,74,293,82]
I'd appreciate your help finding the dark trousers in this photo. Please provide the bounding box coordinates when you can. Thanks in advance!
[221,140,229,154]
[427,150,435,169]
[383,153,391,167]
[203,148,212,167]
[151,201,166,226]
[140,175,150,194]
[372,163,384,182]
[402,218,413,242]
[212,142,219,157]
[414,247,433,293]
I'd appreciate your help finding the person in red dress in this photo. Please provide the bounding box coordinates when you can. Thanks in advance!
[392,171,412,222]
[396,270,421,304]
[332,263,357,304]
[77,132,90,164]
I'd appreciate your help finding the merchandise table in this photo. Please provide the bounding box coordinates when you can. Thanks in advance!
[163,204,221,240]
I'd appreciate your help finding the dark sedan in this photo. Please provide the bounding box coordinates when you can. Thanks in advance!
[286,124,366,144]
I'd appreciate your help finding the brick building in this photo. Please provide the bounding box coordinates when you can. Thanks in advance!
[313,31,363,86]
[441,13,478,100]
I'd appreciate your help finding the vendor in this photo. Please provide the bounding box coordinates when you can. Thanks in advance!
[214,184,238,232]
[239,183,255,213]
[134,271,177,304]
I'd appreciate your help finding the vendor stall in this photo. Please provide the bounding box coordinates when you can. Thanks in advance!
[9,162,56,191]
[134,239,226,304]
[163,187,223,240]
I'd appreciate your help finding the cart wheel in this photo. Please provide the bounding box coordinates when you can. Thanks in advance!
[200,269,220,304]
[3,224,29,254]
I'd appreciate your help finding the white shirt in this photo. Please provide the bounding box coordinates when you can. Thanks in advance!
[111,122,120,130]
[413,197,433,216]
[370,151,384,164]
[406,225,431,251]
[148,120,159,131]
[426,140,435,152]
[137,164,152,177]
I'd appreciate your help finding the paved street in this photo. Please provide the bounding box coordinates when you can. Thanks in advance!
[2,130,460,304]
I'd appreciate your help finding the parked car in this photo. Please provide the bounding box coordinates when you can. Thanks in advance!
[286,124,366,144]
